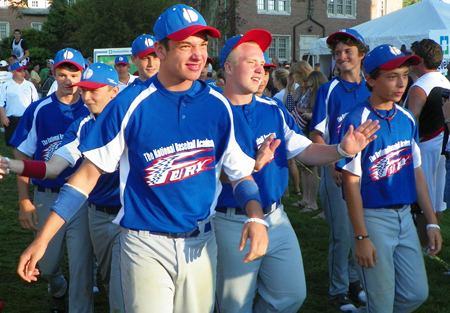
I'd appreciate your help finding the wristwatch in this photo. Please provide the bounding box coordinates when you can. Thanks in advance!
[355,235,369,240]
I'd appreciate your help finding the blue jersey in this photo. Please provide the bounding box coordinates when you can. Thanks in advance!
[310,76,370,144]
[217,95,311,208]
[204,78,223,93]
[79,76,256,233]
[54,114,120,208]
[336,101,421,208]
[10,93,89,189]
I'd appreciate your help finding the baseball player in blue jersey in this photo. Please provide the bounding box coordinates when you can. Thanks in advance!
[337,44,442,313]
[10,48,93,313]
[214,30,380,313]
[2,63,124,312]
[309,29,370,311]
[129,34,160,87]
[17,5,274,313]
[115,56,138,92]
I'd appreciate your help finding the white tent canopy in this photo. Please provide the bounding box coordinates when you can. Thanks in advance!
[310,0,450,55]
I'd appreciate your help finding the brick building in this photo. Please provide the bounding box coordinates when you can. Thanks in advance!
[222,0,402,64]
[0,0,51,41]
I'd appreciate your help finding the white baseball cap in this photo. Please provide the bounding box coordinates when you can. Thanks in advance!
[0,60,8,67]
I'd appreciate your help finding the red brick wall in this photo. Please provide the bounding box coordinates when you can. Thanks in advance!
[0,7,47,36]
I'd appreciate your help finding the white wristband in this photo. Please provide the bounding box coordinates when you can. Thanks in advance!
[426,224,440,231]
[337,144,355,159]
[245,217,269,228]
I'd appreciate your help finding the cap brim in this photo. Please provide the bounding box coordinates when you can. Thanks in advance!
[136,48,155,58]
[207,57,214,64]
[69,81,107,89]
[264,63,277,68]
[167,25,221,41]
[233,29,272,53]
[378,55,421,71]
[54,61,84,71]
[326,32,358,45]
[13,66,27,71]
[115,62,129,66]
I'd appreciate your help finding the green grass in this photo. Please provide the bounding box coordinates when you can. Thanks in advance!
[1,134,449,312]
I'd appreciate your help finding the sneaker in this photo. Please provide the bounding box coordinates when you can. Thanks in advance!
[49,294,66,313]
[329,294,357,312]
[349,281,366,304]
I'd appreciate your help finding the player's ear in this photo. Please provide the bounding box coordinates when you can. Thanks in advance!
[365,73,375,88]
[224,62,233,75]
[154,42,167,61]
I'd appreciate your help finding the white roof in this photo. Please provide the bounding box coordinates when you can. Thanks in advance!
[310,0,450,55]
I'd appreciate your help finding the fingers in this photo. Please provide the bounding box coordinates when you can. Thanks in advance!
[17,254,39,282]
[427,229,443,255]
[270,139,281,153]
[355,119,380,138]
[240,223,268,263]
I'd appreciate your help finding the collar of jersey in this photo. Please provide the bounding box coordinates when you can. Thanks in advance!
[148,75,209,101]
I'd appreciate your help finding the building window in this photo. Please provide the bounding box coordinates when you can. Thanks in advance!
[267,35,290,62]
[257,0,291,15]
[0,22,9,41]
[327,0,356,19]
[31,22,43,31]
[0,0,7,7]
[378,0,385,17]
[31,0,38,7]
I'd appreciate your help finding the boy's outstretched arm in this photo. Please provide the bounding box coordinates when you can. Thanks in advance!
[342,170,378,268]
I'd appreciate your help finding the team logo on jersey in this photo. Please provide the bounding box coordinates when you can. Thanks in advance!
[368,147,412,181]
[42,140,62,161]
[143,149,214,187]
[182,7,199,23]
[63,50,74,60]
[83,68,93,79]
[256,133,276,165]
[335,112,349,136]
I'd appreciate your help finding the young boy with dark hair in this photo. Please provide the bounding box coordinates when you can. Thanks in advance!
[309,28,370,311]
[338,44,442,313]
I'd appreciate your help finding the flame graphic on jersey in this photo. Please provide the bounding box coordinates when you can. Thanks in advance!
[368,147,412,181]
[144,149,214,186]
[42,140,62,161]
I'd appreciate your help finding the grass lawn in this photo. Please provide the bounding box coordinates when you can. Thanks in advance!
[0,134,449,312]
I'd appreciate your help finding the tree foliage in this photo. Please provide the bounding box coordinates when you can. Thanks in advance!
[68,0,179,57]
[403,0,421,7]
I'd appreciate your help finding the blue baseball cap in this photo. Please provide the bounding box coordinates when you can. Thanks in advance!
[153,4,220,42]
[70,63,118,89]
[363,44,421,74]
[54,48,84,71]
[10,62,26,71]
[219,29,273,69]
[132,35,156,58]
[115,55,129,65]
[264,53,276,68]
[326,28,365,45]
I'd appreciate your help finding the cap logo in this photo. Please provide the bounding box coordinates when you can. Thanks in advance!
[182,7,198,23]
[63,50,74,60]
[144,38,154,47]
[83,68,93,79]
[389,46,401,56]
[119,57,124,61]
[339,29,347,33]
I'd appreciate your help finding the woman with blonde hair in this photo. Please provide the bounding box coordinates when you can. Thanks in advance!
[282,61,313,198]
[291,71,328,212]
[272,68,289,102]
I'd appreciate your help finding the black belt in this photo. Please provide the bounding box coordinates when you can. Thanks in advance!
[386,204,406,209]
[445,151,450,160]
[216,199,280,215]
[149,221,212,239]
[36,186,60,193]
[94,205,121,215]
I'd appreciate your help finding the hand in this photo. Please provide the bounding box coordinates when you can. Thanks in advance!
[329,164,342,187]
[19,199,38,231]
[254,134,281,171]
[426,228,442,255]
[17,239,47,282]
[354,238,378,268]
[442,98,450,120]
[340,119,380,156]
[239,221,268,263]
[1,115,9,127]
[0,155,11,178]
[302,112,312,120]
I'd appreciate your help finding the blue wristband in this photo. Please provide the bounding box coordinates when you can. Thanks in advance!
[51,184,88,222]
[233,179,262,214]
